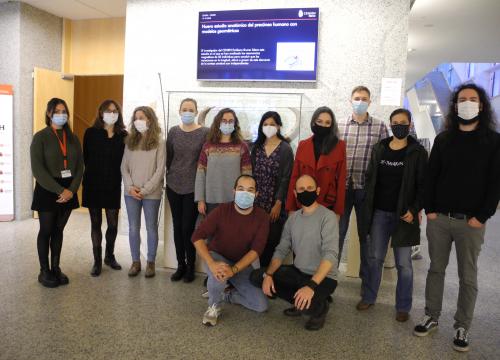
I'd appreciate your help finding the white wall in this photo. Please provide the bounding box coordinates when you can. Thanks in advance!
[123,0,411,268]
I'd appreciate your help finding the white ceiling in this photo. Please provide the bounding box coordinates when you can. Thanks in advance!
[407,0,500,88]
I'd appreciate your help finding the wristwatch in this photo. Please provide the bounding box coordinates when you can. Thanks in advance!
[263,271,273,279]
[306,279,318,290]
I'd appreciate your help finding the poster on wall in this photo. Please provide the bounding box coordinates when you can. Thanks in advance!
[197,8,319,81]
[0,85,14,221]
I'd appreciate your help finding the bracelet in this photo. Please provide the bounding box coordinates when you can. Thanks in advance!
[231,265,239,275]
[306,279,318,290]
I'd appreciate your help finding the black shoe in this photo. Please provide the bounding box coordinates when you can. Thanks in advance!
[91,246,102,277]
[283,307,302,317]
[452,328,470,352]
[183,265,195,283]
[305,301,330,331]
[52,267,69,286]
[203,276,208,287]
[104,255,122,270]
[413,315,439,337]
[170,265,186,282]
[38,269,59,288]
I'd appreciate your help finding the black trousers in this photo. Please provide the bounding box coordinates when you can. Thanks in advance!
[88,208,119,257]
[166,187,198,267]
[259,218,285,268]
[251,265,337,317]
[37,209,73,271]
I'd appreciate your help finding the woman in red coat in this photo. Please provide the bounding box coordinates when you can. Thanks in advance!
[286,106,346,217]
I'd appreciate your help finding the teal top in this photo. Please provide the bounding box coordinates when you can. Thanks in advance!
[30,126,84,194]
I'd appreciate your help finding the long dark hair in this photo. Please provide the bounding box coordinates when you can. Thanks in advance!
[254,111,289,148]
[310,106,339,154]
[444,84,497,139]
[93,99,126,134]
[44,97,75,142]
[207,108,243,144]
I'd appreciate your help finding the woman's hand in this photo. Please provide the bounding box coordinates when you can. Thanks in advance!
[401,210,414,223]
[198,201,207,216]
[270,201,281,222]
[57,189,73,203]
[128,186,143,200]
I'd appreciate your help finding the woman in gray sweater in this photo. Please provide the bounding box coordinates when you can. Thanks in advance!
[121,106,166,278]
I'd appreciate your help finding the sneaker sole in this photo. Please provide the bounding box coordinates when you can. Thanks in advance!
[452,344,469,352]
[202,320,216,326]
[413,326,438,337]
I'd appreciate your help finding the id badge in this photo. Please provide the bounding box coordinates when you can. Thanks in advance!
[61,169,72,178]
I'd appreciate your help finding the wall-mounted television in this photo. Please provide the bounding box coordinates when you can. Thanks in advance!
[197,8,319,82]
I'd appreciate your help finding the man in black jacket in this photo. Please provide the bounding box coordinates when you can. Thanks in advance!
[414,84,500,353]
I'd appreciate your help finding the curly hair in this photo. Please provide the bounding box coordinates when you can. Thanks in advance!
[126,106,162,151]
[207,108,243,144]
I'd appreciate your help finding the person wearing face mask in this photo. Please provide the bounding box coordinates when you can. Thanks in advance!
[82,100,127,277]
[121,106,166,278]
[356,109,427,322]
[286,106,346,218]
[191,175,270,326]
[166,98,209,282]
[250,174,339,331]
[195,108,251,216]
[413,84,500,352]
[337,86,389,294]
[251,111,294,268]
[30,98,84,288]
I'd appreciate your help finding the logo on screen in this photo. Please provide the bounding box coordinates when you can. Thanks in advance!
[298,10,304,18]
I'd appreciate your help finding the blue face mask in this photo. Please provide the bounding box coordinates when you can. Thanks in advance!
[352,100,369,115]
[234,190,255,210]
[220,122,235,135]
[180,112,196,125]
[52,113,68,126]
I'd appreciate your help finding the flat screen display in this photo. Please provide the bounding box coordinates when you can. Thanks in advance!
[197,8,319,82]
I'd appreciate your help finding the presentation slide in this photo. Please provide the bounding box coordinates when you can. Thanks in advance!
[197,8,319,81]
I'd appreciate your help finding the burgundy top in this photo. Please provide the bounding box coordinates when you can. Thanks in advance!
[191,202,270,262]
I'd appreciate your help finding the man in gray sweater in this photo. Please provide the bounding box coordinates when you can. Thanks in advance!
[251,174,339,330]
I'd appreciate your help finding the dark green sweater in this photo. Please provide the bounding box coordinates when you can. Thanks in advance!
[30,126,84,194]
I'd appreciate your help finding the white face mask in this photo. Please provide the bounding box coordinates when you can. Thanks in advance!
[103,112,119,125]
[457,101,480,121]
[262,125,278,139]
[134,119,149,133]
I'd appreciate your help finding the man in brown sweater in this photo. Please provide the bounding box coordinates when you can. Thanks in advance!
[192,175,270,326]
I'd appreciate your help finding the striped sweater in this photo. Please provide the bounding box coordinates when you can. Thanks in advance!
[194,141,252,204]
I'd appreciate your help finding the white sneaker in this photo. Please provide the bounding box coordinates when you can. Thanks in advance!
[202,304,221,326]
[201,290,209,298]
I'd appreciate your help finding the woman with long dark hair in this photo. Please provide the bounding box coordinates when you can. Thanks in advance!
[414,83,500,352]
[286,106,346,217]
[251,111,293,267]
[30,98,84,287]
[82,99,127,277]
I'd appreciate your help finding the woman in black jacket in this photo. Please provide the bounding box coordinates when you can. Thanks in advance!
[357,108,427,322]
[251,111,294,267]
[82,99,127,276]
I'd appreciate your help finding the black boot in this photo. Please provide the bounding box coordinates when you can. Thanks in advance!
[38,268,59,288]
[104,241,122,270]
[170,262,186,282]
[183,264,195,283]
[51,254,69,286]
[90,246,102,277]
[305,300,330,331]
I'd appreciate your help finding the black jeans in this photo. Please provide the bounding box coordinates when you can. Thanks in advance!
[259,218,285,268]
[37,209,73,270]
[251,265,337,317]
[167,187,198,267]
[88,208,119,257]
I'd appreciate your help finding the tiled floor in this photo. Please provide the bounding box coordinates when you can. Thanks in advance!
[0,211,499,360]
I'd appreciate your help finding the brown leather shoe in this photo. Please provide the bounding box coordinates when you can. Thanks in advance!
[145,261,155,278]
[396,311,409,322]
[356,300,373,311]
[128,261,141,277]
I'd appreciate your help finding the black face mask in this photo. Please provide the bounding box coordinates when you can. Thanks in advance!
[296,190,318,207]
[391,124,410,139]
[312,124,330,138]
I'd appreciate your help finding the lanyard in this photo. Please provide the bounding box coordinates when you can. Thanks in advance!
[52,128,68,169]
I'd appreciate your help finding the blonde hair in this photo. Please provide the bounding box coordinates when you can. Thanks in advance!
[126,106,162,151]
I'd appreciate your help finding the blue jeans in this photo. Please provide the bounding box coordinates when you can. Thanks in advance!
[205,252,268,313]
[363,209,413,312]
[338,187,370,286]
[124,195,161,262]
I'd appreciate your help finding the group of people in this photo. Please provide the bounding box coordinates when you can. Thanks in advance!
[30,83,500,353]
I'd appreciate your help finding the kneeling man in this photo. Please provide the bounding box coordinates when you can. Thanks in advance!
[251,174,339,330]
[192,174,270,326]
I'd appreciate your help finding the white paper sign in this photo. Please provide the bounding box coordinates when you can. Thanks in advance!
[380,77,403,106]
[0,85,14,221]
